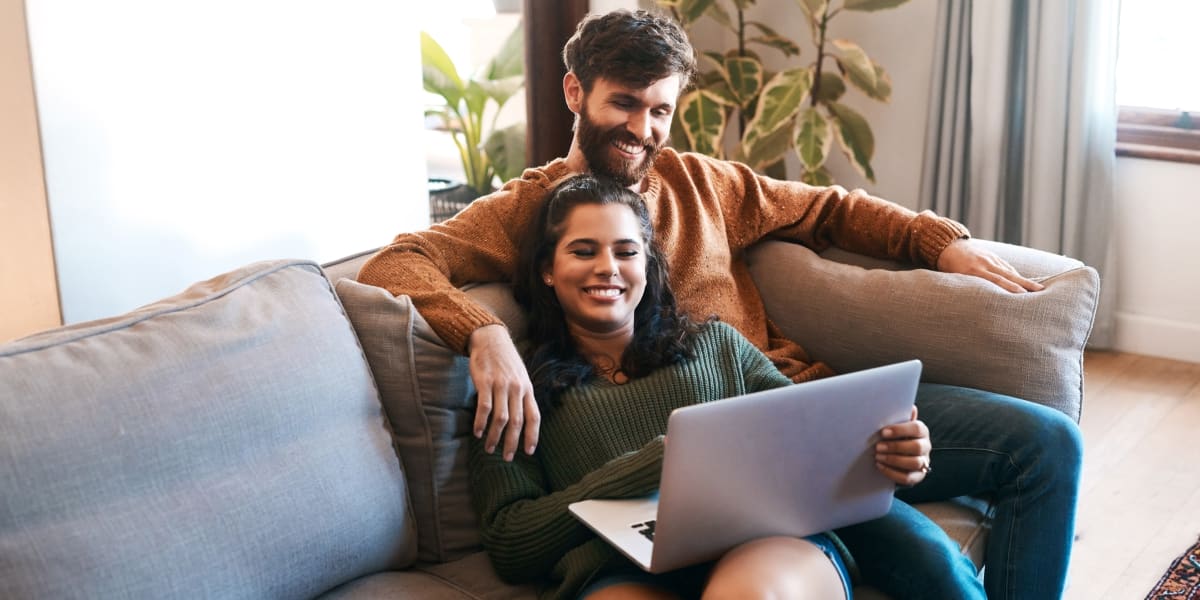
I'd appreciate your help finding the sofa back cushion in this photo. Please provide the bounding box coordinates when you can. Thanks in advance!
[334,278,525,563]
[747,240,1098,421]
[0,260,417,599]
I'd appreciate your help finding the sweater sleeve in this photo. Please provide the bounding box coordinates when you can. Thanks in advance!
[356,168,564,353]
[468,434,665,583]
[681,153,969,268]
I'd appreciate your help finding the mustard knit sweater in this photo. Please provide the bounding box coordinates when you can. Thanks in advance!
[358,149,968,382]
[469,321,814,599]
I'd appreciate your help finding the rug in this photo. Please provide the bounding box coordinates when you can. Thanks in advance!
[1146,537,1200,599]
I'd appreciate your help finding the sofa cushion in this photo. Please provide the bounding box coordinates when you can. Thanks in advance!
[747,240,1098,420]
[0,260,417,599]
[335,278,526,563]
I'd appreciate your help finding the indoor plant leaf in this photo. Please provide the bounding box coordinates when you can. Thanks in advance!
[723,56,764,110]
[827,101,876,182]
[420,31,464,91]
[742,67,812,155]
[813,71,846,103]
[746,21,800,57]
[738,117,796,170]
[866,64,892,101]
[794,107,833,171]
[831,39,877,93]
[476,75,523,110]
[678,89,728,157]
[482,22,524,80]
[795,0,828,21]
[675,0,717,26]
[844,0,911,12]
[800,166,834,186]
[484,122,527,183]
[706,1,735,31]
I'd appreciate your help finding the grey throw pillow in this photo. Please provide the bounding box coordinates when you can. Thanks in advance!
[334,278,526,563]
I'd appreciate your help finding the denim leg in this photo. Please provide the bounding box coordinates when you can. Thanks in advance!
[836,498,986,599]
[896,383,1084,600]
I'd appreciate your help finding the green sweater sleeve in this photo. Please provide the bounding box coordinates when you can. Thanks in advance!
[468,434,665,583]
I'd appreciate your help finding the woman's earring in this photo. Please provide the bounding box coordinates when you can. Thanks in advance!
[543,277,553,287]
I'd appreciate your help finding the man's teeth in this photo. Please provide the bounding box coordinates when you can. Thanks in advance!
[586,288,621,297]
[614,140,643,154]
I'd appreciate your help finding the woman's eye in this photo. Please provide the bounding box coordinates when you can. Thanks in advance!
[569,249,594,257]
[617,251,639,258]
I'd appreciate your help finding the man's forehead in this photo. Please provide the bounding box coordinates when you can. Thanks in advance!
[594,75,682,102]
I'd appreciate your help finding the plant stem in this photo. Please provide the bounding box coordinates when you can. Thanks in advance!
[736,3,747,136]
[810,5,830,108]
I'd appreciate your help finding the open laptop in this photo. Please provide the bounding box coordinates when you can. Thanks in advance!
[568,359,921,574]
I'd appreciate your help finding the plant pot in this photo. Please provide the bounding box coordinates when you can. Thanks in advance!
[428,178,481,224]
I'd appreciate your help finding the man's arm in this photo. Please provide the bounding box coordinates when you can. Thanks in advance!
[357,173,562,459]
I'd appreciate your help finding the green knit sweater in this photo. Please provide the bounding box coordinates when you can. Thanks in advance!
[468,322,841,599]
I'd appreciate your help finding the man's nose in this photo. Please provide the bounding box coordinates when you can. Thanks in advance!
[627,111,651,142]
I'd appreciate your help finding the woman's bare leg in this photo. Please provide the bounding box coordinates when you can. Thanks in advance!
[701,536,847,600]
[583,583,681,600]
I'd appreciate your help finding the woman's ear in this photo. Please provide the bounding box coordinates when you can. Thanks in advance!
[563,72,583,114]
[542,271,553,287]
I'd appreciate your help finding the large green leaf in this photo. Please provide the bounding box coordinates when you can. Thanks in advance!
[723,56,764,109]
[844,0,911,12]
[669,110,694,153]
[483,22,524,80]
[827,102,876,182]
[678,89,728,157]
[794,107,832,171]
[707,1,734,31]
[831,39,877,93]
[746,21,800,57]
[813,71,846,103]
[485,122,526,184]
[420,31,463,89]
[742,67,811,156]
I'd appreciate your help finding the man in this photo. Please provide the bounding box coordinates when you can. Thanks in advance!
[359,9,1081,599]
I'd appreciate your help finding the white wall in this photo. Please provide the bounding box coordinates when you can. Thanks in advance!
[25,0,426,324]
[689,3,1200,364]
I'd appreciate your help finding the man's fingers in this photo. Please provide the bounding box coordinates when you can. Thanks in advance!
[522,394,541,456]
[484,389,509,454]
[473,391,492,440]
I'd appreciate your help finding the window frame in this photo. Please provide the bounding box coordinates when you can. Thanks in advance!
[1116,106,1200,165]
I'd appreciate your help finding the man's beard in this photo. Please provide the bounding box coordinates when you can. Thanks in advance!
[576,105,663,187]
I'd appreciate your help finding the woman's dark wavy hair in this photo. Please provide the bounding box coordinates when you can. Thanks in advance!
[562,9,697,93]
[513,174,707,411]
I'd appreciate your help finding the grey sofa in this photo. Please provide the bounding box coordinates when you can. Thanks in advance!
[0,239,1098,599]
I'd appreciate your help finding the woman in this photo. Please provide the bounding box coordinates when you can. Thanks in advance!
[469,175,949,599]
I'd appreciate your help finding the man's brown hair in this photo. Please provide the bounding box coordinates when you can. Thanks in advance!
[562,9,697,93]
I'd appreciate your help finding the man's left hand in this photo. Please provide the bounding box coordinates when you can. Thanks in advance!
[936,238,1045,293]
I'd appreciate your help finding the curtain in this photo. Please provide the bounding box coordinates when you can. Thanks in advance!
[920,0,1120,348]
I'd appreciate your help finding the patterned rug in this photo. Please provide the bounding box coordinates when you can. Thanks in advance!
[1146,537,1200,599]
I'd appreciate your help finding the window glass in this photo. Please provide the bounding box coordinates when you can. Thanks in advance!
[1116,1,1200,111]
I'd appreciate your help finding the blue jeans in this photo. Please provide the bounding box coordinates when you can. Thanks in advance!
[835,383,1083,600]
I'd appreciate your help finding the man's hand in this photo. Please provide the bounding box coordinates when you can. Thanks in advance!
[875,405,933,487]
[936,238,1045,293]
[468,324,540,461]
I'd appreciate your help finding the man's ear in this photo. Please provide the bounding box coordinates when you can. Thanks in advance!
[564,71,583,114]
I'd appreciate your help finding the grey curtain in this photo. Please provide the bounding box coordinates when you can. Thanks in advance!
[920,0,1119,348]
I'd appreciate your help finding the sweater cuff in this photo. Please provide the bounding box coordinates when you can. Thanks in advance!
[439,302,507,355]
[580,436,665,499]
[914,211,970,268]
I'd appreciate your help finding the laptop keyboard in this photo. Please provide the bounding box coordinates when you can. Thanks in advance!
[631,519,656,541]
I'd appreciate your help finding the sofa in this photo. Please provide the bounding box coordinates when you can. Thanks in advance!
[0,238,1098,599]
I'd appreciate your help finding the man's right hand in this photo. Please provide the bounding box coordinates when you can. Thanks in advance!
[468,324,540,461]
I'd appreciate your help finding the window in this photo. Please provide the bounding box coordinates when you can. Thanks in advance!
[1115,1,1200,163]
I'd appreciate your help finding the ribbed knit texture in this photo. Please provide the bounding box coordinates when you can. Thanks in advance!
[357,149,969,383]
[467,322,836,599]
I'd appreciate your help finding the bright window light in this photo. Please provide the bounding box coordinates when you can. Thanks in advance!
[1116,1,1200,111]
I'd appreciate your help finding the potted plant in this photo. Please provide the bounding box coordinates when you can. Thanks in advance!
[658,0,908,185]
[422,22,526,220]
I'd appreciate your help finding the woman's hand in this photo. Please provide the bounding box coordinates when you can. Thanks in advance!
[874,405,932,486]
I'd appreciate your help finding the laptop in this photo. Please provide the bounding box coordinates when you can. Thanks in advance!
[568,359,922,574]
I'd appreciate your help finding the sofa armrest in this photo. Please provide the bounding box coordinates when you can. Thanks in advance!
[746,240,1099,421]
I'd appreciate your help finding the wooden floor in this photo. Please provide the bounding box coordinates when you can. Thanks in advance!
[1064,351,1200,599]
